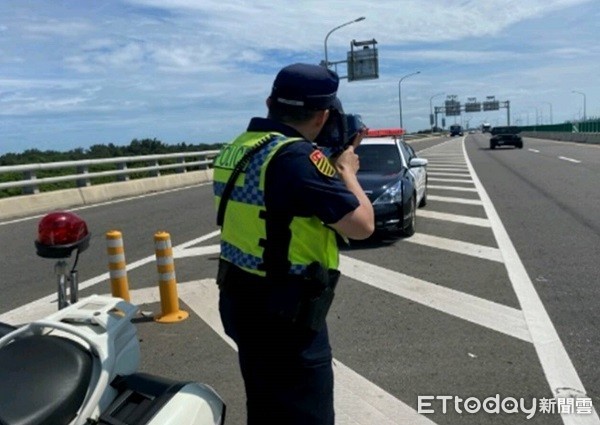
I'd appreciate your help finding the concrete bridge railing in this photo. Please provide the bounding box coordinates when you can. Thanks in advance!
[0,151,218,220]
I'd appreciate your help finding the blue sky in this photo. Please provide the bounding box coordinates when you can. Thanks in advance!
[1,0,598,155]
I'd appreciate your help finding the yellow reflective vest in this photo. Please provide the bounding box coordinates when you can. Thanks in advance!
[213,131,339,277]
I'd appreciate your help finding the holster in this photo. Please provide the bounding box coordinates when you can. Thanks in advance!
[266,262,340,332]
[217,260,340,332]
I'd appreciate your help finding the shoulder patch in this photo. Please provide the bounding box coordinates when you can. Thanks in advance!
[309,149,336,177]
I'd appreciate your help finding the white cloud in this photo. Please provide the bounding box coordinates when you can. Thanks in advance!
[23,20,93,37]
[0,0,598,153]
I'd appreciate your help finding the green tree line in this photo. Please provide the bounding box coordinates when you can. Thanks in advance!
[0,138,224,198]
[0,138,223,166]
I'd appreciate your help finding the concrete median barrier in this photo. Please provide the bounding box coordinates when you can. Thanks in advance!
[0,169,213,221]
[521,131,600,144]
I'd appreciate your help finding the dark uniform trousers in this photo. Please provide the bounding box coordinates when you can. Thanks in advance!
[218,267,335,425]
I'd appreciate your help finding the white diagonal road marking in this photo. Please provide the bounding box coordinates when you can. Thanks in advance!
[417,210,491,227]
[427,195,483,205]
[406,233,503,262]
[338,255,531,342]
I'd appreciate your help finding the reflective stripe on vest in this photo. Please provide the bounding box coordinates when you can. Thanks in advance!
[213,131,339,277]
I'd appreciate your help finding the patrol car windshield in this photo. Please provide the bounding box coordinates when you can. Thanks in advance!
[355,144,402,174]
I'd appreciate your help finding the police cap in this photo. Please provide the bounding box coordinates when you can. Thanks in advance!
[270,63,339,110]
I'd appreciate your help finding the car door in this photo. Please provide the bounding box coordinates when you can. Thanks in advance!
[401,141,426,202]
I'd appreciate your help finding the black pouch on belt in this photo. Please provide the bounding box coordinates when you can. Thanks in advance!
[266,262,340,332]
[296,263,340,332]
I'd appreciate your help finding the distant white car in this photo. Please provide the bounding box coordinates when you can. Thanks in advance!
[355,129,428,236]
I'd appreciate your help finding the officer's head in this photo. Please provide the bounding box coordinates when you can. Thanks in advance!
[267,63,340,141]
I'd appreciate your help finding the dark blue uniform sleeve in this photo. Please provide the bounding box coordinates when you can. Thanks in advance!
[265,141,359,224]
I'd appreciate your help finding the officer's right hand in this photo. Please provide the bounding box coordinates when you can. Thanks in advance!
[333,145,360,176]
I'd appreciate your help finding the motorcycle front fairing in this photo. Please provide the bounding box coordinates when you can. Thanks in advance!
[0,295,225,425]
[0,295,140,425]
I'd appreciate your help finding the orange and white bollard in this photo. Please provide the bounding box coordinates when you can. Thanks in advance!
[153,231,189,323]
[106,230,131,302]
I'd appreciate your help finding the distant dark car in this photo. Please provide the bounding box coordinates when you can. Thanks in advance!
[449,124,463,137]
[490,126,523,149]
[355,135,428,237]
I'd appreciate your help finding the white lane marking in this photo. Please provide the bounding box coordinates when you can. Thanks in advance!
[0,182,212,227]
[339,256,531,342]
[427,195,483,205]
[421,154,466,158]
[2,280,439,425]
[425,161,467,166]
[0,230,222,323]
[176,245,221,258]
[427,185,478,193]
[463,140,600,423]
[528,149,540,153]
[427,172,471,177]
[428,177,473,184]
[416,139,460,154]
[406,233,503,263]
[425,166,469,171]
[417,209,491,227]
[558,156,581,164]
[176,281,439,425]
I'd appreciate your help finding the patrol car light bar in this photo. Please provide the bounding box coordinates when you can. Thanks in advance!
[365,128,405,137]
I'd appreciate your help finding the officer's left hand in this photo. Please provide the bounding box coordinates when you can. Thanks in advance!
[350,131,365,149]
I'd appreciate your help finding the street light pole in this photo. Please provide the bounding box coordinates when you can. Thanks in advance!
[572,90,587,121]
[542,102,553,124]
[429,92,444,134]
[398,71,421,130]
[323,17,365,69]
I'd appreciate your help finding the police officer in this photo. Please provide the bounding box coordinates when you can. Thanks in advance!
[213,63,374,424]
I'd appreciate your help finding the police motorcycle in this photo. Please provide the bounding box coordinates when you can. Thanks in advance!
[0,212,225,425]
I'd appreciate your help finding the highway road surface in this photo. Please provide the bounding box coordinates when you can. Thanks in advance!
[0,134,598,424]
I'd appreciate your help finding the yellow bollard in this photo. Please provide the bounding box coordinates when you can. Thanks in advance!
[153,231,189,323]
[106,230,131,302]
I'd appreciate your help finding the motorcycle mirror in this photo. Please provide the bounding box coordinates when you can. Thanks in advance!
[35,211,91,259]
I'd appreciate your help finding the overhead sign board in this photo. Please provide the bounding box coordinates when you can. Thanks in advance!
[347,39,379,82]
[465,102,481,112]
[445,100,461,116]
[483,100,500,111]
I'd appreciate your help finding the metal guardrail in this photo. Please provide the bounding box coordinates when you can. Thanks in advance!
[0,150,219,195]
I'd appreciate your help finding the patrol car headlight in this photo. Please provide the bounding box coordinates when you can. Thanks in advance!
[373,180,402,205]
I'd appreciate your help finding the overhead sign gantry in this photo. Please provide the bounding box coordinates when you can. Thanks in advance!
[434,95,511,126]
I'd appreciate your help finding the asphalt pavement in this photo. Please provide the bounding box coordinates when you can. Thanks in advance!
[0,134,597,424]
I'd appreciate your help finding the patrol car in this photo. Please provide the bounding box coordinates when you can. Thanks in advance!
[355,128,428,237]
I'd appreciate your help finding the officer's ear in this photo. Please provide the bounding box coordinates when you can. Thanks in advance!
[315,109,330,128]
